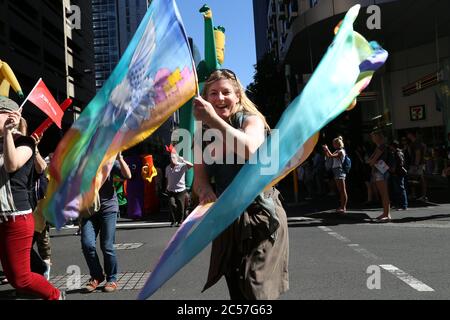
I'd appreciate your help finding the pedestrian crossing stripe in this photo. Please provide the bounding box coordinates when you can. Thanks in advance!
[114,243,144,250]
[50,272,151,291]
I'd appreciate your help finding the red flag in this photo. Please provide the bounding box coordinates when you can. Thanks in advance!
[23,78,64,128]
[32,98,72,137]
[165,144,176,154]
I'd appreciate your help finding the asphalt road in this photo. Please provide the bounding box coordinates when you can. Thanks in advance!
[2,196,450,301]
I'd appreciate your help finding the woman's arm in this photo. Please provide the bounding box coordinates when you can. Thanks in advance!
[31,133,47,174]
[367,147,384,166]
[117,153,132,179]
[322,145,342,159]
[193,162,217,205]
[328,150,343,159]
[34,150,47,174]
[193,96,265,159]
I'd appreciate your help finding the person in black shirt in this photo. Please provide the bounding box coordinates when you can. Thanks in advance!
[0,96,63,300]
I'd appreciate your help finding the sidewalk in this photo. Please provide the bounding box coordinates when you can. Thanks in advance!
[283,174,450,224]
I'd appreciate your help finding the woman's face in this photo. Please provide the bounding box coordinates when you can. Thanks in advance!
[371,133,382,145]
[205,79,240,120]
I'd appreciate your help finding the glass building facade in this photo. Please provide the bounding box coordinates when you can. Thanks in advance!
[92,0,149,91]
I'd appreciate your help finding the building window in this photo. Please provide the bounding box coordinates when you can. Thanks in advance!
[310,0,318,8]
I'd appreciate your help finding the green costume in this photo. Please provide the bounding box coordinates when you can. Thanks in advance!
[178,5,226,189]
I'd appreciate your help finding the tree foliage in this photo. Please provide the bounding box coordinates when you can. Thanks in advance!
[246,53,286,128]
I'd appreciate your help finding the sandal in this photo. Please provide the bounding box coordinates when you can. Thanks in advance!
[373,215,391,223]
[335,209,346,214]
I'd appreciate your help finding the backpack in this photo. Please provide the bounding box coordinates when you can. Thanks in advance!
[342,154,352,174]
[394,149,407,176]
[385,148,396,169]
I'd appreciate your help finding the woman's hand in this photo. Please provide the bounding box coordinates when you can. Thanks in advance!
[31,133,43,145]
[322,144,331,157]
[197,187,217,205]
[193,96,217,125]
[3,111,20,133]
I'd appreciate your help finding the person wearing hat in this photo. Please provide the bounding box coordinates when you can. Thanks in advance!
[0,96,63,300]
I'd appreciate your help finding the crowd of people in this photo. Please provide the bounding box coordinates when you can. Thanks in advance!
[297,128,450,222]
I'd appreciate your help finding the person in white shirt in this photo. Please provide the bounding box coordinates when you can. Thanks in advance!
[165,152,193,226]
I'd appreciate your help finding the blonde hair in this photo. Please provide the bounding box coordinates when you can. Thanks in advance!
[333,136,344,148]
[202,69,270,130]
[18,117,28,135]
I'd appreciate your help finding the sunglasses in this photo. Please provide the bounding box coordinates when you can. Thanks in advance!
[218,68,237,80]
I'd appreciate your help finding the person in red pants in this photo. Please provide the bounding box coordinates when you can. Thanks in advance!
[0,97,63,300]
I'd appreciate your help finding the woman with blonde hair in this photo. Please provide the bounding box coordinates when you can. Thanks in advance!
[367,130,391,222]
[323,136,348,213]
[193,69,289,300]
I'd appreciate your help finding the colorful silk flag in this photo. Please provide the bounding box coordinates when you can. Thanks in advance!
[43,0,197,228]
[22,78,64,128]
[138,4,388,300]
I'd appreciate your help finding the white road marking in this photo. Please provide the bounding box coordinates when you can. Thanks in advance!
[327,232,351,243]
[319,228,433,292]
[347,244,380,260]
[379,264,434,292]
[54,222,172,231]
[287,217,315,222]
[318,228,378,259]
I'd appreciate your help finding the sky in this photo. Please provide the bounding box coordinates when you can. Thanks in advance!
[176,0,257,88]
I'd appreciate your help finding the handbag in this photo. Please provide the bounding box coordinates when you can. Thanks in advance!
[374,160,389,174]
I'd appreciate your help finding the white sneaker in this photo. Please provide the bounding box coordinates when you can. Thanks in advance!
[43,260,51,280]
[58,290,66,300]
